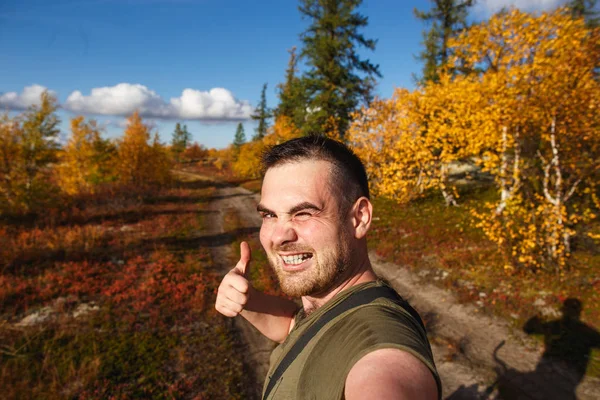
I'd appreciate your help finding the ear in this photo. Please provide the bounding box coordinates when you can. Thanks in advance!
[350,197,373,239]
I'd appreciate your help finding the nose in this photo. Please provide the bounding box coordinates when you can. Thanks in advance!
[269,219,298,247]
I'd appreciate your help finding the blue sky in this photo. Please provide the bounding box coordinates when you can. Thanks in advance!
[1,0,570,148]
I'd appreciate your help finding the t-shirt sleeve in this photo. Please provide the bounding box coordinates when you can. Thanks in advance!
[298,301,441,400]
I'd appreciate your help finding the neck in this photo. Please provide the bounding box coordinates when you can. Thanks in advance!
[301,254,376,314]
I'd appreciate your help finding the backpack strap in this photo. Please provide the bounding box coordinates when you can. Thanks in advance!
[262,285,425,399]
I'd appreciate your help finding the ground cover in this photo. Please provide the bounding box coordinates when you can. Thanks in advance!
[0,178,255,399]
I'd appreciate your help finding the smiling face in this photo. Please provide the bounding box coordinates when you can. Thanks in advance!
[258,160,353,298]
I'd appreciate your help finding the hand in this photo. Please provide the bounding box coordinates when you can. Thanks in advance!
[215,241,253,317]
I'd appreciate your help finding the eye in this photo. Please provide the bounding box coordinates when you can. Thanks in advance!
[260,211,276,219]
[294,211,313,221]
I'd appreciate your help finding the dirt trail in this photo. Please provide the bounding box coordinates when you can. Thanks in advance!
[204,181,276,399]
[374,258,600,399]
[199,173,600,400]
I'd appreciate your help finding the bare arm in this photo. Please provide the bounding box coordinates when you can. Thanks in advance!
[345,348,438,400]
[241,287,298,343]
[215,242,299,343]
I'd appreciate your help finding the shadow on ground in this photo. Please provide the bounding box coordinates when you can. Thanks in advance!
[446,298,600,399]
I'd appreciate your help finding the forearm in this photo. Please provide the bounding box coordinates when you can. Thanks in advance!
[240,288,299,343]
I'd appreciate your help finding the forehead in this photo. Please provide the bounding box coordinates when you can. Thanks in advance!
[261,160,336,207]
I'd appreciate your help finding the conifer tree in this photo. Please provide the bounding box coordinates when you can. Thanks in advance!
[568,0,599,27]
[251,83,271,141]
[0,91,61,213]
[298,0,381,140]
[233,123,246,148]
[276,47,308,130]
[171,122,191,161]
[414,0,474,83]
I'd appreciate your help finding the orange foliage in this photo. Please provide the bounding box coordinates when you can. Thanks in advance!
[56,116,116,195]
[116,112,171,187]
[181,142,208,161]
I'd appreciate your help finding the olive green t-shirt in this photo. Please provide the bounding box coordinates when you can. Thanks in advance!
[262,281,441,400]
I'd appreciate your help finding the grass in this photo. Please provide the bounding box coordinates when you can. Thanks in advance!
[0,176,255,399]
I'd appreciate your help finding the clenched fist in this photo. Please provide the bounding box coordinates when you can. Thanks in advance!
[215,241,254,317]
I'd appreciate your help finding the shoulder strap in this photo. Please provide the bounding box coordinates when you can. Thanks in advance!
[262,285,425,400]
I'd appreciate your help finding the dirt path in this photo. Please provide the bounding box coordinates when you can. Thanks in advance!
[198,172,600,400]
[204,181,276,399]
[373,257,600,399]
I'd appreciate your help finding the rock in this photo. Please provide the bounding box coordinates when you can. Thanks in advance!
[17,307,53,327]
[540,306,561,318]
[533,298,546,307]
[73,303,99,319]
[418,269,431,278]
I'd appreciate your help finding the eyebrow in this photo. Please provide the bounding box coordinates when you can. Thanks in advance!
[256,204,273,214]
[256,202,322,215]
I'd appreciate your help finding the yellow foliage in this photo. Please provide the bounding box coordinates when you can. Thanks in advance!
[56,116,116,195]
[349,7,600,272]
[263,115,302,146]
[232,116,302,178]
[116,112,171,186]
[232,141,264,178]
[451,7,600,271]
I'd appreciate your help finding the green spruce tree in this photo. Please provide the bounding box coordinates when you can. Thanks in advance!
[298,0,381,140]
[251,83,271,141]
[568,0,599,28]
[171,122,191,161]
[414,0,474,83]
[21,91,61,190]
[233,123,246,148]
[276,46,308,130]
[1,91,61,213]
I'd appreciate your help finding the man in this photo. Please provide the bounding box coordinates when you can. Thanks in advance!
[215,135,441,399]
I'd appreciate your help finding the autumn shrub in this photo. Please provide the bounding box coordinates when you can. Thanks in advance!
[181,142,208,162]
[232,140,264,178]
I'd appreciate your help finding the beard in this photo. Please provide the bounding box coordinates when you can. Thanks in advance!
[266,231,353,298]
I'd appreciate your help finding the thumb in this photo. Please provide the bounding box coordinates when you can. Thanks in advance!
[237,241,252,276]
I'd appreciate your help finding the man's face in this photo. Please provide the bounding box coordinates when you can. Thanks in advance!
[258,160,353,298]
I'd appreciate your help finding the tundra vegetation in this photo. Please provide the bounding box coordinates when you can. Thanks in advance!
[1,2,599,397]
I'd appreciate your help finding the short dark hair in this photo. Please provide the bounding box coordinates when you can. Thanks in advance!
[261,135,370,206]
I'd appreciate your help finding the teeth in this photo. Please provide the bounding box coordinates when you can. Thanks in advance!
[281,253,312,265]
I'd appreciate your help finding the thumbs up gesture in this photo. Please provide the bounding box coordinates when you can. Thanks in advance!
[215,241,254,317]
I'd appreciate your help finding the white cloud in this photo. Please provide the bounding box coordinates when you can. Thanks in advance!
[475,0,567,15]
[0,84,56,110]
[64,83,253,121]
